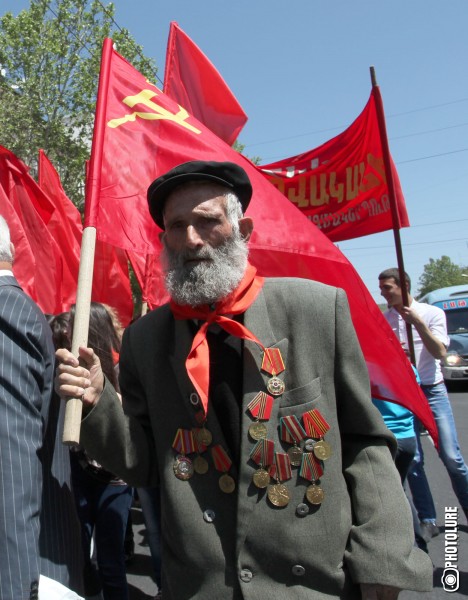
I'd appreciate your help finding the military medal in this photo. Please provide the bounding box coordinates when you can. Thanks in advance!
[248,421,268,441]
[193,455,209,475]
[299,451,324,505]
[267,452,292,507]
[280,416,306,467]
[219,473,236,493]
[262,348,286,397]
[172,429,196,480]
[173,455,194,480]
[194,426,213,447]
[306,484,325,505]
[211,445,236,493]
[302,409,332,460]
[247,392,273,441]
[267,483,291,507]
[313,439,332,460]
[266,377,285,396]
[252,468,270,488]
[250,439,275,489]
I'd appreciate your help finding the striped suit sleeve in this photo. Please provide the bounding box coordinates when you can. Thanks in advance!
[0,284,53,600]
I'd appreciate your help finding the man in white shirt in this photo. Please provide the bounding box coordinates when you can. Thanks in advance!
[378,268,468,537]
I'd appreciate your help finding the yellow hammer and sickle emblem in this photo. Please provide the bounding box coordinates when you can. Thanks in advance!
[107,89,201,134]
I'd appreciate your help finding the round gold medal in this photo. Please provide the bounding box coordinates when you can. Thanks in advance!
[173,455,194,480]
[287,445,303,467]
[306,484,324,505]
[193,455,209,475]
[267,376,285,396]
[252,468,271,489]
[267,483,290,507]
[313,440,332,461]
[195,427,213,446]
[219,473,236,494]
[248,422,268,441]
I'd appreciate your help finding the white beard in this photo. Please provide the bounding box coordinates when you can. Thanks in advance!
[161,229,249,307]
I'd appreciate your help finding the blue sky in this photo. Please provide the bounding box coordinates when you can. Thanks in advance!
[3,0,468,302]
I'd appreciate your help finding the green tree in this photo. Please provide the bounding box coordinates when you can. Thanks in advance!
[0,0,158,209]
[417,256,468,297]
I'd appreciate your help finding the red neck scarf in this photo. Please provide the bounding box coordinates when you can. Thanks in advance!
[170,263,265,415]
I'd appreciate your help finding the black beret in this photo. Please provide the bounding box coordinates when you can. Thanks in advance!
[147,160,252,229]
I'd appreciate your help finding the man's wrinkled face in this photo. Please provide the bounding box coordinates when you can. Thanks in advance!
[379,277,403,307]
[162,182,235,257]
[160,181,252,306]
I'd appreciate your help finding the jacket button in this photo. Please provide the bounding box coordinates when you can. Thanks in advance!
[203,509,215,523]
[296,503,309,517]
[292,564,306,576]
[239,568,253,582]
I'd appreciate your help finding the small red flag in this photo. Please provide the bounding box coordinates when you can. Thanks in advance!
[258,89,409,242]
[164,21,247,146]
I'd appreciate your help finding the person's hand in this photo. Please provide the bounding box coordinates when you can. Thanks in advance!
[361,583,400,600]
[395,305,423,327]
[55,346,104,408]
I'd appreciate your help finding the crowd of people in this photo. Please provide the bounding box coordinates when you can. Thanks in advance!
[0,159,466,600]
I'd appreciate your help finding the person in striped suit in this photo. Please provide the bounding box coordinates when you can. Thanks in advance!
[0,215,83,599]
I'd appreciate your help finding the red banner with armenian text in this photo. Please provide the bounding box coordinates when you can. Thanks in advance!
[258,90,409,242]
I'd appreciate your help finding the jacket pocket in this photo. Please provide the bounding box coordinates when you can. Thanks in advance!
[277,377,321,416]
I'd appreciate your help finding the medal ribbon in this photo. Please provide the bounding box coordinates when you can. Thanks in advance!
[250,439,275,466]
[247,392,274,421]
[302,409,330,439]
[280,415,306,444]
[172,429,196,455]
[261,348,285,376]
[211,444,232,473]
[299,452,324,482]
[275,452,292,482]
[170,263,265,415]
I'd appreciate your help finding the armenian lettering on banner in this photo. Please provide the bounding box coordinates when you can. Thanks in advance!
[258,89,409,242]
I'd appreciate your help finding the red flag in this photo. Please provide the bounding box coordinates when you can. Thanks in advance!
[126,251,168,310]
[0,183,37,299]
[38,150,133,325]
[93,240,133,326]
[85,40,436,442]
[0,145,62,314]
[164,21,247,146]
[258,90,409,242]
[38,149,82,311]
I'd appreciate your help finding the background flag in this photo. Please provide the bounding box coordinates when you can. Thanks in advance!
[0,145,62,314]
[39,150,133,324]
[258,89,409,242]
[164,21,248,146]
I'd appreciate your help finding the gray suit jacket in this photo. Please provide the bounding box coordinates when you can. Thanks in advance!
[0,276,83,599]
[82,278,432,599]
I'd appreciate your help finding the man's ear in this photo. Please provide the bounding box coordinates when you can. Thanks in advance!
[239,217,253,242]
[9,242,15,262]
[158,231,166,244]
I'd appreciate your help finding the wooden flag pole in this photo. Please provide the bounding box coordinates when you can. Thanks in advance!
[370,66,416,365]
[62,226,96,444]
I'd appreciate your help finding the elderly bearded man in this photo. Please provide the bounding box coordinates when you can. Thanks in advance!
[57,161,432,600]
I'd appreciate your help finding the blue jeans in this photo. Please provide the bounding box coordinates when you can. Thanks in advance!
[71,455,133,600]
[137,487,162,589]
[408,382,468,520]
